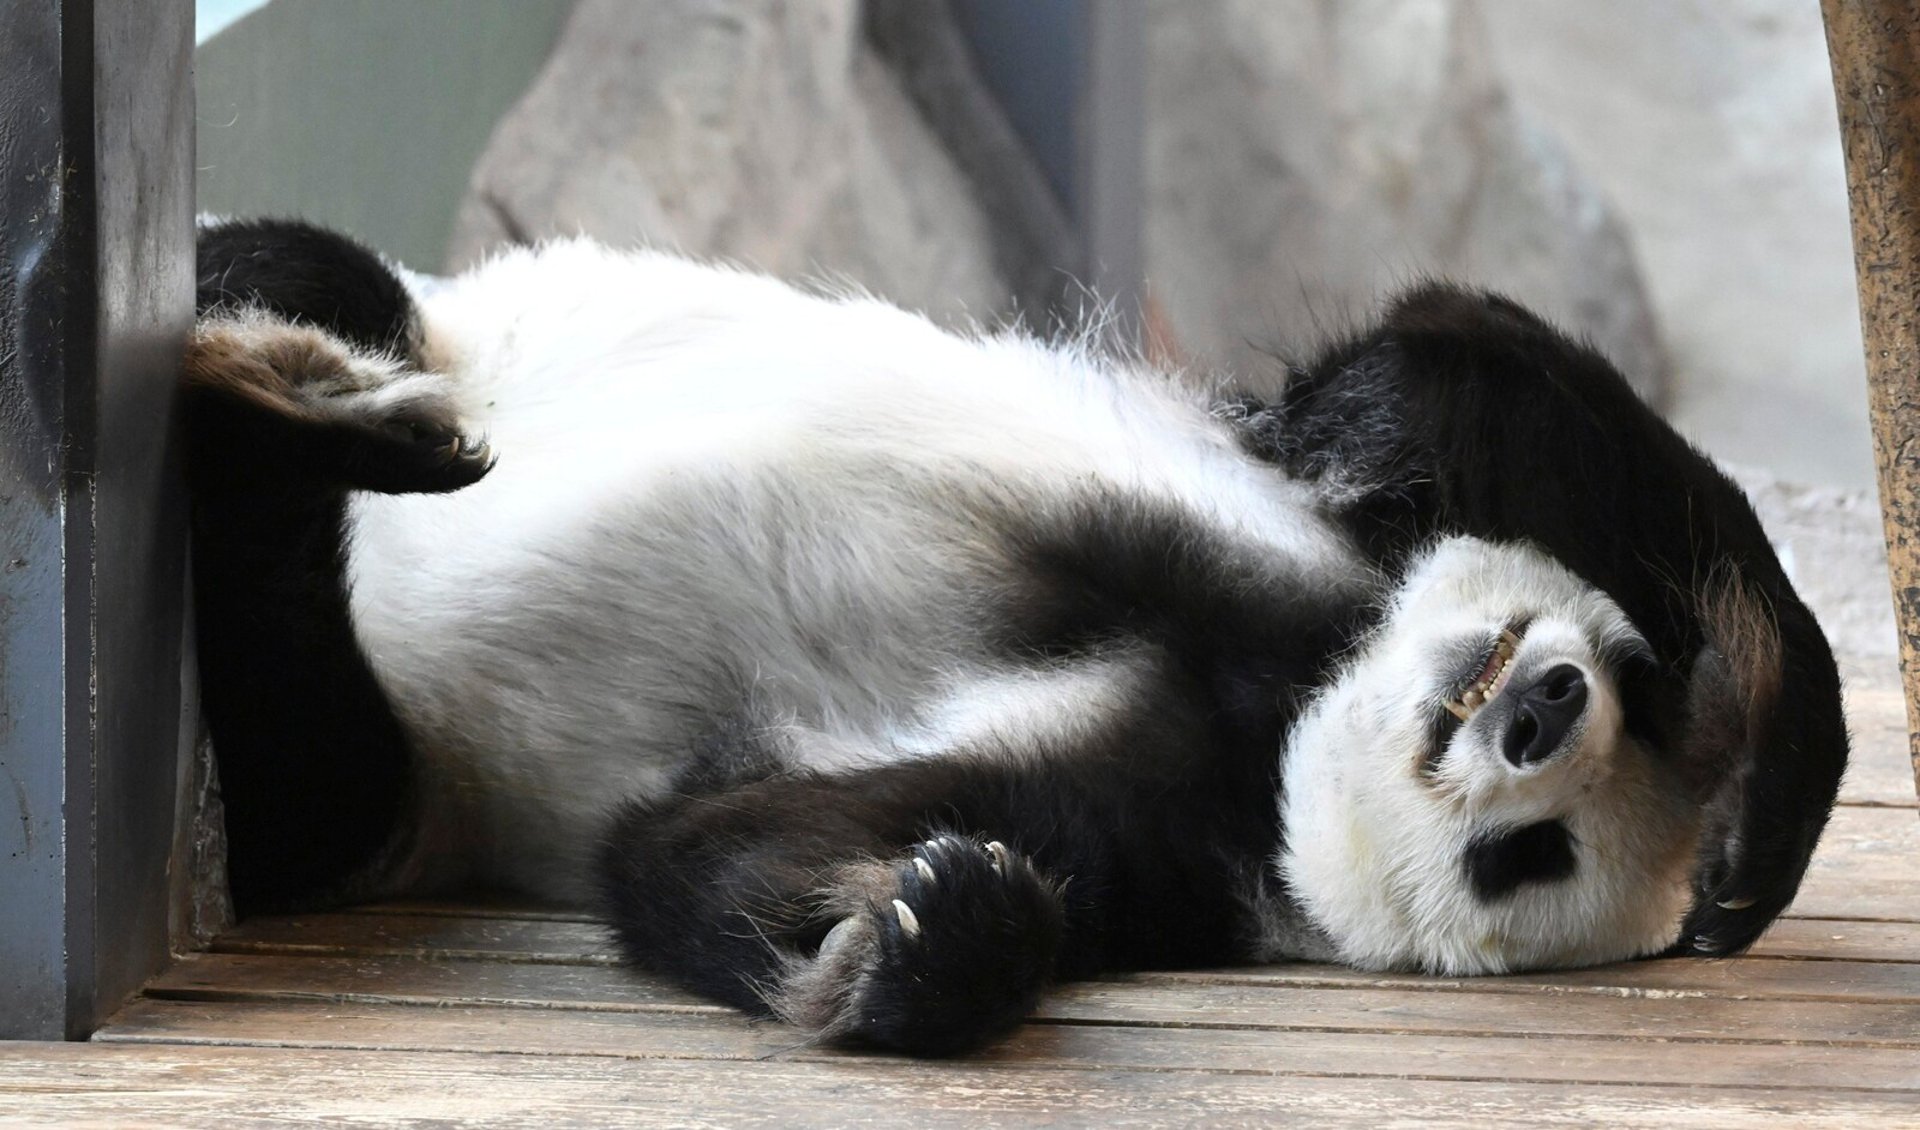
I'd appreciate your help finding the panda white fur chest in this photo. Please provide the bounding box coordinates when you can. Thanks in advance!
[346,240,1360,898]
[183,219,1847,1056]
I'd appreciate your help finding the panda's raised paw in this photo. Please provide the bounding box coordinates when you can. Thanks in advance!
[185,317,495,495]
[341,395,495,493]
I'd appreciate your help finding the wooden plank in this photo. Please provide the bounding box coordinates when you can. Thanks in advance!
[1042,979,1920,1045]
[7,1042,1915,1129]
[215,912,618,963]
[93,997,1920,1093]
[1790,804,1920,921]
[1844,681,1920,806]
[1146,955,1920,1006]
[145,951,1920,1049]
[209,910,1920,1004]
[1823,0,1920,801]
[150,952,719,1013]
[1749,918,1920,963]
[342,897,598,923]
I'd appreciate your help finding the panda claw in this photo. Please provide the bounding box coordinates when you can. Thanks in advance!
[892,898,921,940]
[985,841,1010,874]
[818,916,859,958]
[913,857,937,886]
[1715,895,1757,911]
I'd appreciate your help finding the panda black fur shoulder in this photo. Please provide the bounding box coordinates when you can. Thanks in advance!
[185,218,1848,1056]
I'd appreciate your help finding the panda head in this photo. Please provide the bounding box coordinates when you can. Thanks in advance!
[1280,535,1721,974]
[1266,282,1848,972]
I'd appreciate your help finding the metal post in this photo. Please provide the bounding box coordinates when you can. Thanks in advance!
[895,0,1145,339]
[1,0,195,1039]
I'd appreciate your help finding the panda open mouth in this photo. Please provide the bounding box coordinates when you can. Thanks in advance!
[1444,624,1528,723]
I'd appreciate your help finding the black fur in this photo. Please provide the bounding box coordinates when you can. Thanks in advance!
[182,223,1847,1056]
[600,499,1367,1053]
[187,219,485,911]
[197,217,420,360]
[1259,284,1847,956]
[600,678,1295,1053]
[1464,820,1579,902]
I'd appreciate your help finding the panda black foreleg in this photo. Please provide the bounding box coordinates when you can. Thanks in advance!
[184,222,498,911]
[597,760,1068,1057]
[597,735,1266,1057]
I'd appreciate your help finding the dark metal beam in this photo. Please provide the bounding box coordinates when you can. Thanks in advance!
[1,0,195,1039]
[879,0,1145,339]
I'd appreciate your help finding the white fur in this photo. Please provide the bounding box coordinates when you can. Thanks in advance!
[344,240,1358,897]
[1278,538,1698,973]
[331,239,1697,972]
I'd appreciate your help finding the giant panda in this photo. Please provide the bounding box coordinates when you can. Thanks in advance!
[184,217,1848,1056]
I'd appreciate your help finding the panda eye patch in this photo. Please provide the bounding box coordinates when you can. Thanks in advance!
[1463,819,1577,902]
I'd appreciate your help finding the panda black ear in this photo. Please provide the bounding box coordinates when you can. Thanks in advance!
[1264,282,1652,571]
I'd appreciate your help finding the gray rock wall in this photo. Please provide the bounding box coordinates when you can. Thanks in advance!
[1481,1,1869,489]
[447,0,1011,327]
[1143,0,1667,402]
[450,0,1665,401]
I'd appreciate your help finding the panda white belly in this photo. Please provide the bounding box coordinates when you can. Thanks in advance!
[341,240,1359,895]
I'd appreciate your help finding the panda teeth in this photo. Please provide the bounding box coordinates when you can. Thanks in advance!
[1445,629,1523,722]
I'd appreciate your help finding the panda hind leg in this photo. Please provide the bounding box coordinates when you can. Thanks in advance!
[183,316,493,495]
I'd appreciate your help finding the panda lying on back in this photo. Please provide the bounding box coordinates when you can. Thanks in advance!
[185,218,1847,1056]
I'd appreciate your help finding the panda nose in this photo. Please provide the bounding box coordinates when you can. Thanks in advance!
[1502,665,1588,767]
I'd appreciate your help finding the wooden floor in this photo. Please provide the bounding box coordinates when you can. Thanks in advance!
[7,673,1919,1126]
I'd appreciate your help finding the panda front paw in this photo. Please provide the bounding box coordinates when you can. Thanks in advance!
[775,834,1064,1056]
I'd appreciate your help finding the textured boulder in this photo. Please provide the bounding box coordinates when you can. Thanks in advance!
[1144,0,1669,403]
[454,0,1666,399]
[1481,1,1868,488]
[446,0,1010,326]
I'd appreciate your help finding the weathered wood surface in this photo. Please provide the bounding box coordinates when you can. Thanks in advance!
[1746,916,1920,962]
[172,917,1920,1005]
[1845,680,1920,805]
[1824,0,1920,799]
[8,1042,1918,1129]
[1788,804,1920,921]
[95,996,1920,1092]
[204,806,1920,974]
[59,793,1919,1123]
[144,951,1920,1046]
[214,910,619,963]
[12,655,1912,1123]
